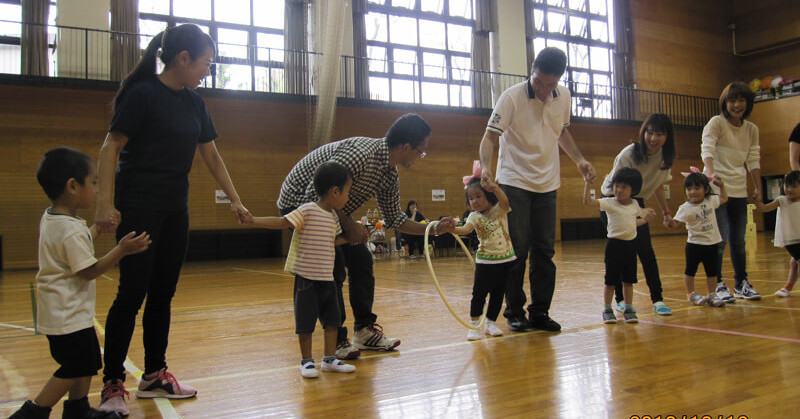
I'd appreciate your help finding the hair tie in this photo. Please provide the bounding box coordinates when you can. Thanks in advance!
[462,160,482,189]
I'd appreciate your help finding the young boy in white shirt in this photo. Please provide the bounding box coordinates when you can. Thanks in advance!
[584,167,656,324]
[11,147,151,419]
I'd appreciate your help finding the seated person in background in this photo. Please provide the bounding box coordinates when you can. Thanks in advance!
[403,200,426,258]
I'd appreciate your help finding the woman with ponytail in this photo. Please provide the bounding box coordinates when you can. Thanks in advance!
[95,24,249,416]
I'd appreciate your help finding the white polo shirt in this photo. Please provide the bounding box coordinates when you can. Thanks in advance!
[487,80,571,193]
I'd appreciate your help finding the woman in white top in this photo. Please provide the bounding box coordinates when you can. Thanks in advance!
[701,82,762,301]
[600,113,675,316]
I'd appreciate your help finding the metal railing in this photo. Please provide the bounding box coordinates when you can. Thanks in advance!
[1,20,717,127]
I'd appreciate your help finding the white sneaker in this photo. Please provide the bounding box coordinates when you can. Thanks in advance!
[99,380,129,416]
[775,287,790,298]
[706,292,726,307]
[715,282,735,304]
[353,323,400,351]
[734,280,761,300]
[467,320,482,340]
[484,321,503,337]
[334,340,361,360]
[300,361,318,378]
[688,291,707,306]
[321,359,356,373]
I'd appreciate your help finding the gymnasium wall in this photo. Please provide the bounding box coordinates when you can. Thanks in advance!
[731,0,800,81]
[0,82,708,269]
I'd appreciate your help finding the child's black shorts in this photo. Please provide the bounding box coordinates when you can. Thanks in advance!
[294,275,341,334]
[47,326,102,378]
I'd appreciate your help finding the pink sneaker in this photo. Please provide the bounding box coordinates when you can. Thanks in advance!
[99,379,130,417]
[136,369,197,399]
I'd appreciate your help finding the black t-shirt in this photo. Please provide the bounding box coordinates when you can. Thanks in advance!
[109,76,217,211]
[789,123,800,144]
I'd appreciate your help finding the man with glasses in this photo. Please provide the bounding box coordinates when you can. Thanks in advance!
[479,47,596,333]
[278,113,455,359]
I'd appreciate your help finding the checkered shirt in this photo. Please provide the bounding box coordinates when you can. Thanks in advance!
[277,137,408,229]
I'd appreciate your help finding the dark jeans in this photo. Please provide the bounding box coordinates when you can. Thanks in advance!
[600,197,664,303]
[404,234,425,256]
[715,197,748,287]
[333,243,378,341]
[501,185,557,319]
[471,262,511,321]
[103,208,189,382]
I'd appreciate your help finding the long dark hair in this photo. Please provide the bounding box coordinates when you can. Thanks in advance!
[112,24,215,111]
[631,113,675,170]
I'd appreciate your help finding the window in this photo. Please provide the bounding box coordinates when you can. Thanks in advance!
[530,0,615,118]
[139,0,285,92]
[0,0,57,76]
[366,0,474,106]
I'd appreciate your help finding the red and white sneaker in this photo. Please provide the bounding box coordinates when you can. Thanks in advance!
[335,339,361,360]
[99,379,130,417]
[353,323,400,351]
[136,368,197,399]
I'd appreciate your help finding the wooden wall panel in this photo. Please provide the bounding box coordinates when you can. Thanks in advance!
[748,95,800,176]
[629,0,739,98]
[732,0,800,81]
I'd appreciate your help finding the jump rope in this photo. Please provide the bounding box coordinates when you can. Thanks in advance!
[422,220,488,330]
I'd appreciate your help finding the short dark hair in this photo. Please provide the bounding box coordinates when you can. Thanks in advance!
[684,172,714,197]
[610,167,643,196]
[385,113,432,149]
[465,177,498,208]
[36,147,93,201]
[719,81,755,120]
[632,113,675,170]
[532,47,567,77]
[784,171,800,188]
[313,161,351,197]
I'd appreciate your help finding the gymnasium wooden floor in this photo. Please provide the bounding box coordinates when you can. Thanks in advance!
[1,233,797,419]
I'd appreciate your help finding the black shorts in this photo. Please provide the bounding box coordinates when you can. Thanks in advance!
[604,238,638,286]
[785,243,800,260]
[294,275,341,334]
[47,327,102,379]
[684,243,719,278]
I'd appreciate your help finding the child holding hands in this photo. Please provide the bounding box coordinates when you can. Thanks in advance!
[584,167,656,324]
[671,172,728,307]
[755,171,800,297]
[452,162,516,340]
[11,147,151,419]
[245,162,356,378]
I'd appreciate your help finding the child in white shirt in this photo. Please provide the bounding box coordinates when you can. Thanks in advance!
[244,162,356,378]
[584,167,655,324]
[452,174,516,341]
[671,172,729,307]
[11,147,150,419]
[755,171,800,297]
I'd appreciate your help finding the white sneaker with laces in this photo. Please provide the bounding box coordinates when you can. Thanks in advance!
[734,280,762,300]
[484,321,503,337]
[775,287,790,297]
[335,340,361,360]
[715,282,735,304]
[467,320,482,340]
[688,291,707,306]
[706,292,726,307]
[321,359,356,373]
[353,323,401,351]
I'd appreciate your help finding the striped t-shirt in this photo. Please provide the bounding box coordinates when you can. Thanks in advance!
[284,202,341,281]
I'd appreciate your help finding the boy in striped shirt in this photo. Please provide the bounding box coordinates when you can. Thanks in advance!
[245,162,356,378]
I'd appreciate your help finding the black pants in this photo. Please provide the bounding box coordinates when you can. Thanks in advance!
[333,243,378,341]
[103,208,189,382]
[604,238,638,287]
[600,197,664,303]
[471,262,511,321]
[404,234,425,256]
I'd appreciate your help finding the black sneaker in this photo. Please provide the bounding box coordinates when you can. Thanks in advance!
[528,314,561,331]
[507,316,532,332]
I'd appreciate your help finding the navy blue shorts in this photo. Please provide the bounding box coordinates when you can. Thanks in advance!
[47,327,102,378]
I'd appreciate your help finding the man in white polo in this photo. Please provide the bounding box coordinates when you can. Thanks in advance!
[479,47,595,332]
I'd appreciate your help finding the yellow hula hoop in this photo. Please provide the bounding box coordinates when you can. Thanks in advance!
[423,221,488,330]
